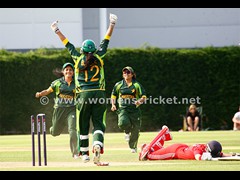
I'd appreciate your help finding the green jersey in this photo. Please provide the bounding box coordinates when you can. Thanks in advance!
[64,39,109,93]
[111,79,146,109]
[50,77,75,108]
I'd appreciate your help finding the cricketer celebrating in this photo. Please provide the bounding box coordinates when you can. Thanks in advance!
[51,13,117,164]
[139,125,233,161]
[35,63,78,159]
[111,66,146,153]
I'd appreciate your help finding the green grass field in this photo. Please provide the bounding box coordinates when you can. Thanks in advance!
[1,130,240,171]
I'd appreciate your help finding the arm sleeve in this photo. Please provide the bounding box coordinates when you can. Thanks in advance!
[47,87,54,93]
[50,79,61,94]
[50,80,57,92]
[111,83,118,99]
[138,82,146,98]
[96,39,110,58]
[134,81,147,99]
[64,39,81,62]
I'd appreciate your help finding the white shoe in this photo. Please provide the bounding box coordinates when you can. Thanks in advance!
[125,133,130,142]
[73,154,80,159]
[82,154,90,163]
[130,148,137,153]
[93,145,101,164]
[162,125,169,131]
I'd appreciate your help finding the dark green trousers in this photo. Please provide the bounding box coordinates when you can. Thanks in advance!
[117,108,142,149]
[50,106,78,156]
[76,90,107,155]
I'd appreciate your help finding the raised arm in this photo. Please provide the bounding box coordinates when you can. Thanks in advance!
[50,21,80,61]
[97,13,118,57]
[105,13,118,38]
[51,21,67,42]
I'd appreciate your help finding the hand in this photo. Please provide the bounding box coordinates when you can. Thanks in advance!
[111,105,117,111]
[51,20,60,33]
[109,13,117,25]
[35,92,41,98]
[135,98,145,106]
[201,152,212,160]
[135,100,142,106]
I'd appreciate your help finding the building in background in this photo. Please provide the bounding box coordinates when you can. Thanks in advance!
[0,8,239,51]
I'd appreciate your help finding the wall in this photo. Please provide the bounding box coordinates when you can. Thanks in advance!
[0,8,239,50]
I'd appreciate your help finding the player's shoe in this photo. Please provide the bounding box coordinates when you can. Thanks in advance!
[162,125,173,141]
[131,148,137,153]
[162,125,169,131]
[82,154,90,163]
[139,144,148,161]
[93,144,101,164]
[73,154,80,159]
[125,133,130,142]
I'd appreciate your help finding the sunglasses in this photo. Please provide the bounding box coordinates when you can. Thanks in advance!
[123,70,131,74]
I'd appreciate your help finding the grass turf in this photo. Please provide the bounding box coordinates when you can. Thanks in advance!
[1,130,240,171]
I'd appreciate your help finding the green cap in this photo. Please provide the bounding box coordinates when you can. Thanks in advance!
[62,62,74,70]
[122,66,134,73]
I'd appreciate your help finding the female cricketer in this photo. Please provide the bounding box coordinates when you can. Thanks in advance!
[139,125,233,161]
[111,66,146,153]
[35,62,78,159]
[50,13,117,164]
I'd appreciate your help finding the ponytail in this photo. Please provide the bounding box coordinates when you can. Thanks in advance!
[80,52,98,72]
[52,68,64,78]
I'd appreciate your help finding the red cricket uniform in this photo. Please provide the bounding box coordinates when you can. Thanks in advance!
[147,143,207,160]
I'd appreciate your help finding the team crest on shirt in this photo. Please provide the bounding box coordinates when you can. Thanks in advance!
[131,89,135,93]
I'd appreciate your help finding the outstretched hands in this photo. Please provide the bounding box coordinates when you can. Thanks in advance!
[109,13,118,25]
[51,13,117,32]
[51,20,60,33]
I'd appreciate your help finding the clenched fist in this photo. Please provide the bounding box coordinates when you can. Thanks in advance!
[51,20,60,33]
[109,13,117,25]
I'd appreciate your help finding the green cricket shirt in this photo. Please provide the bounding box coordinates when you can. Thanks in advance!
[111,79,147,109]
[50,77,75,108]
[62,38,109,93]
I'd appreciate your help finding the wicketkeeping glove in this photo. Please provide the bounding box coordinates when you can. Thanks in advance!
[109,13,117,25]
[51,20,60,33]
[201,152,212,160]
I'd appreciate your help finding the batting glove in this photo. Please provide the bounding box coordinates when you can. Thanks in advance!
[109,13,117,25]
[51,20,60,33]
[201,152,212,160]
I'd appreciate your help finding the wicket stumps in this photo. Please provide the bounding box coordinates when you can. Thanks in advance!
[31,113,47,166]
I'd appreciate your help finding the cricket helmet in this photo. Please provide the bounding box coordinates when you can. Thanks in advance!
[81,39,96,53]
[207,140,222,157]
